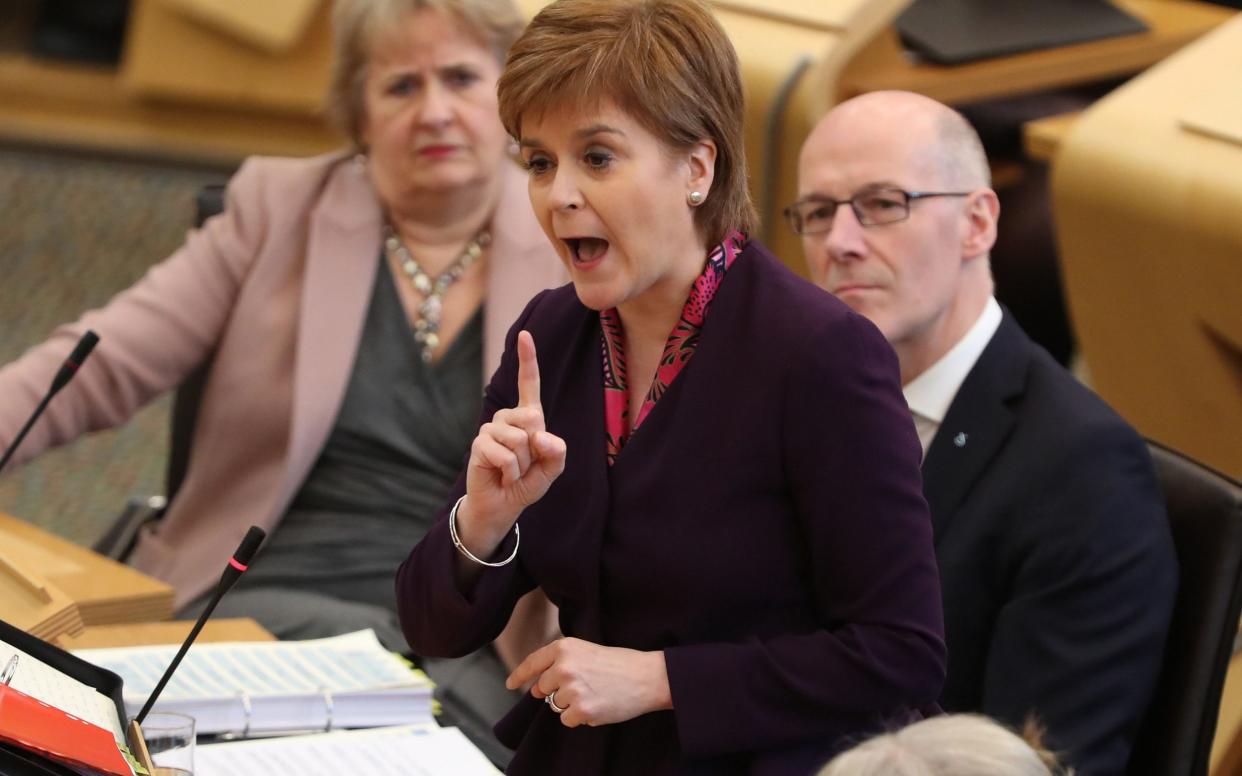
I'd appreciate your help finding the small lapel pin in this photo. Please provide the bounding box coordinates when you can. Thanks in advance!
[953,432,968,448]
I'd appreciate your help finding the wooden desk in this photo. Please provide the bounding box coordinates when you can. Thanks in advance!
[0,53,340,167]
[0,512,173,626]
[1052,13,1242,480]
[1023,111,1083,162]
[57,617,275,649]
[837,0,1234,104]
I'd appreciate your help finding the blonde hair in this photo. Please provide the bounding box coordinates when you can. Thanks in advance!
[818,715,1071,776]
[327,0,525,150]
[496,0,757,245]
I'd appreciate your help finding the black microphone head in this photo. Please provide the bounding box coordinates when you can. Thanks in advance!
[234,525,266,566]
[71,330,100,363]
[217,525,266,594]
[48,330,101,396]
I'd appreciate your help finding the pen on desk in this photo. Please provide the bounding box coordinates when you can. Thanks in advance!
[1,655,17,686]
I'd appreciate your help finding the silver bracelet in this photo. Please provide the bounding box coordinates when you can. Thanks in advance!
[448,494,520,567]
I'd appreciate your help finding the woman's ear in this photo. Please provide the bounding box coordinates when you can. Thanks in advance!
[685,139,718,202]
[962,187,1000,261]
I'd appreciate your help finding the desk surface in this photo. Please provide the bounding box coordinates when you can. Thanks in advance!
[57,618,276,650]
[838,0,1234,104]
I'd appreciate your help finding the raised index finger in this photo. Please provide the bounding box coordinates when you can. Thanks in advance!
[516,330,542,410]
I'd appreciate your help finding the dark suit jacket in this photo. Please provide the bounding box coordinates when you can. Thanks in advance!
[927,311,1176,775]
[398,242,946,775]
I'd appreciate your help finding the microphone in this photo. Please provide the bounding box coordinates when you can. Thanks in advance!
[49,330,100,397]
[0,330,100,475]
[135,526,266,725]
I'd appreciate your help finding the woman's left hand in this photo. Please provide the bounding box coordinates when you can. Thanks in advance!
[506,637,672,728]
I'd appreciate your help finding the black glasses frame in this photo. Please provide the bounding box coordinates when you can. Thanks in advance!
[783,189,972,235]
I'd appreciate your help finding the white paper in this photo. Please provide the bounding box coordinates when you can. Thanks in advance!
[73,630,420,698]
[0,637,127,744]
[195,724,500,776]
[71,630,433,734]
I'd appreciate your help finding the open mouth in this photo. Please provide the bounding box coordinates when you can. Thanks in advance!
[564,237,609,266]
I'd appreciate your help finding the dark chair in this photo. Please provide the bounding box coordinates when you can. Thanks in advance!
[163,183,225,501]
[1127,440,1242,776]
[91,183,226,560]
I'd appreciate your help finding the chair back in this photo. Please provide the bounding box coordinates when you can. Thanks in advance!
[164,183,226,502]
[1128,440,1242,776]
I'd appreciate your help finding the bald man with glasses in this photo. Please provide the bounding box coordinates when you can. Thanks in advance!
[790,91,1176,775]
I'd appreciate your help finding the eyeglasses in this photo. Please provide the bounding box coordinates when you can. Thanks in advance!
[783,187,972,235]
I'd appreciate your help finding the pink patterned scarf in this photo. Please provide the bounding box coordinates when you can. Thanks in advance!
[601,232,744,465]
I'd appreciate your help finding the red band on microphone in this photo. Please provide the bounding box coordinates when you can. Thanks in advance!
[65,360,79,371]
[229,558,248,572]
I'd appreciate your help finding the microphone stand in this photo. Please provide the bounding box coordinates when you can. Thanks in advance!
[126,526,266,773]
[0,330,98,475]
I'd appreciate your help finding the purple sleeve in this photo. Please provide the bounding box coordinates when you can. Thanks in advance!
[665,311,946,757]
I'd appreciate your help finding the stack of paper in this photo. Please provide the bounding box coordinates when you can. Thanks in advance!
[73,630,434,735]
[196,724,500,776]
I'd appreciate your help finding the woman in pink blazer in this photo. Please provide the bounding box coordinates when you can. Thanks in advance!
[0,0,564,753]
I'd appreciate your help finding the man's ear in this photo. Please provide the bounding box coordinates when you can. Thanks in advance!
[685,139,718,202]
[962,187,1000,261]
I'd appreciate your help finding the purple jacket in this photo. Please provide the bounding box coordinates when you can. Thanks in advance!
[397,241,945,775]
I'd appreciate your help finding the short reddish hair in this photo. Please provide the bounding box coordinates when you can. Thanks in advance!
[497,0,756,244]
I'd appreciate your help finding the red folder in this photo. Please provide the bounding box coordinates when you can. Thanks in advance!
[0,683,133,776]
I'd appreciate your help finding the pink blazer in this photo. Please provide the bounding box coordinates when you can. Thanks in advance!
[0,151,566,608]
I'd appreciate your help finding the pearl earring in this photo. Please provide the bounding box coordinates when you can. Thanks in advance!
[687,191,704,206]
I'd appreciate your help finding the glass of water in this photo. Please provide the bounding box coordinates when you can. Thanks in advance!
[142,711,195,776]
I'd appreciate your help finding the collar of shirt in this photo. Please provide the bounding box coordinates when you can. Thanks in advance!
[903,297,1003,454]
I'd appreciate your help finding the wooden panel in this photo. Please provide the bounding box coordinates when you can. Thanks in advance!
[710,0,865,31]
[121,0,333,115]
[0,548,83,640]
[0,53,341,165]
[1052,14,1242,479]
[0,513,173,626]
[1181,76,1242,148]
[1023,111,1083,162]
[839,0,1234,104]
[162,0,323,54]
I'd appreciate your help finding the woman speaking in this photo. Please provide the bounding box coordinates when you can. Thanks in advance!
[397,0,946,771]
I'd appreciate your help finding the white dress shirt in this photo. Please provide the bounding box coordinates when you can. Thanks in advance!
[903,297,1003,455]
